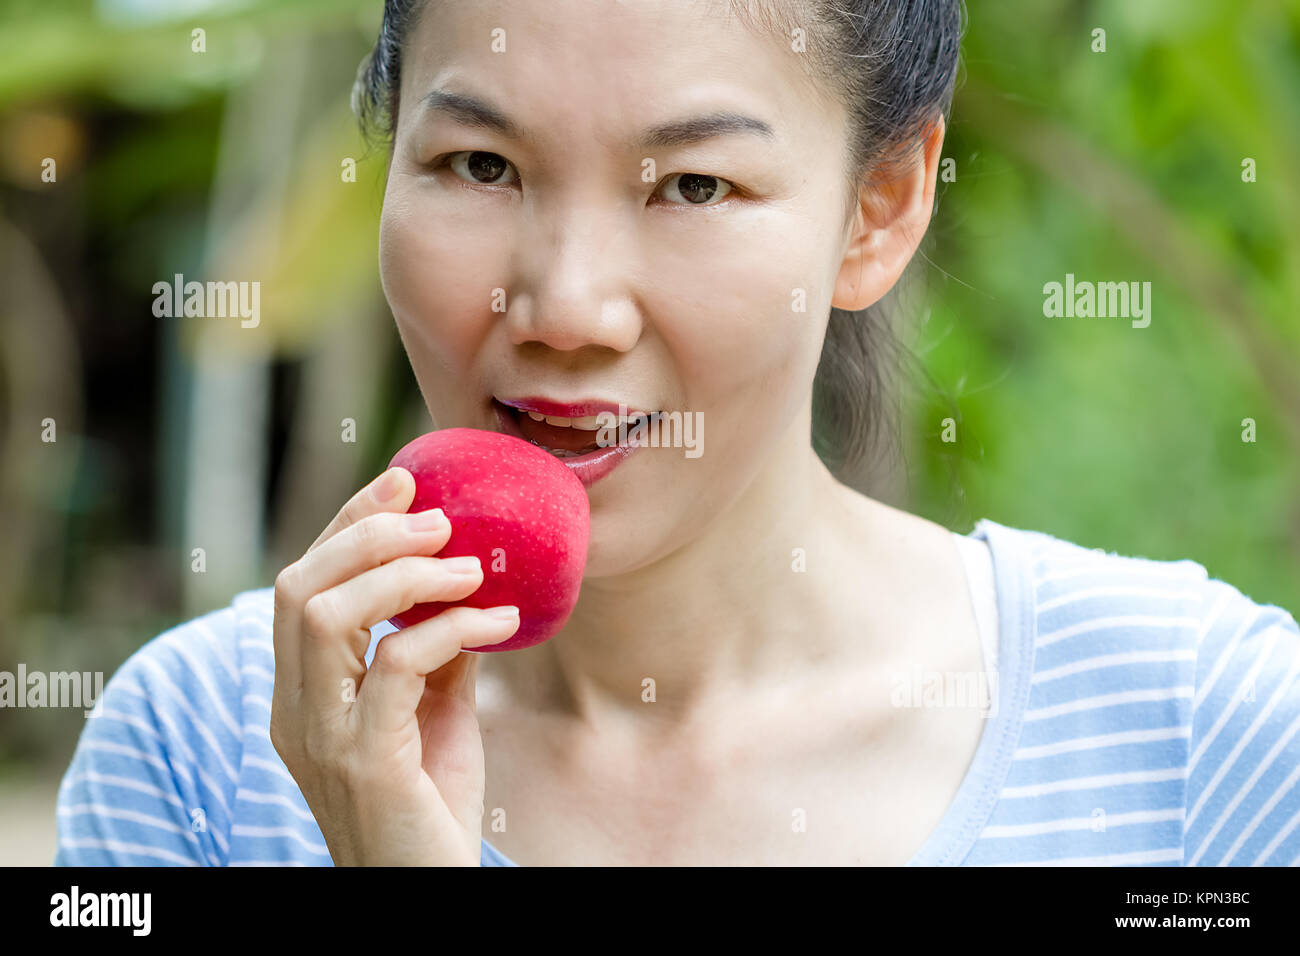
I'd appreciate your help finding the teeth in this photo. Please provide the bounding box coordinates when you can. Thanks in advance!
[523,409,654,430]
[518,408,663,459]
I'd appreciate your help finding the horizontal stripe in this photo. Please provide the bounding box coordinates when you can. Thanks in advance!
[58,837,200,866]
[1036,616,1201,650]
[1023,687,1194,721]
[1032,650,1196,684]
[999,767,1185,799]
[981,808,1183,839]
[1014,725,1190,760]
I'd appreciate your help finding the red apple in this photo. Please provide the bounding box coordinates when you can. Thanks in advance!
[386,427,589,652]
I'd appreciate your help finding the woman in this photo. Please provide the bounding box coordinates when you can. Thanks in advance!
[56,0,1300,866]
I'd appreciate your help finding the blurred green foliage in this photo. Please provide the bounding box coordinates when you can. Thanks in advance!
[913,0,1300,615]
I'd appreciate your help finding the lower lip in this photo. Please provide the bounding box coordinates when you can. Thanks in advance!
[493,402,641,488]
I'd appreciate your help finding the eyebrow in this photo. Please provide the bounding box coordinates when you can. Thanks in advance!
[421,88,775,150]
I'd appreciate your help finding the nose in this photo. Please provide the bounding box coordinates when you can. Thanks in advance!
[505,203,643,353]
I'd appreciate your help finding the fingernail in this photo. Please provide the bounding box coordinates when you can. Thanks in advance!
[443,555,482,575]
[369,468,403,503]
[409,508,446,531]
[484,606,519,622]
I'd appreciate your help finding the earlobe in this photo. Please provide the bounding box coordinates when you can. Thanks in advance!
[831,115,947,313]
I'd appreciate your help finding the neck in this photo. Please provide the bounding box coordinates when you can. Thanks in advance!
[490,424,887,734]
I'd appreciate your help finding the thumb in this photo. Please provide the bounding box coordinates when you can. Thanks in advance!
[425,650,479,710]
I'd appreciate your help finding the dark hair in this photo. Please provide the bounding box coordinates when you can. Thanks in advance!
[353,0,965,492]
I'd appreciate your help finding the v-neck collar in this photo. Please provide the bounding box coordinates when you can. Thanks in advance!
[905,518,1036,865]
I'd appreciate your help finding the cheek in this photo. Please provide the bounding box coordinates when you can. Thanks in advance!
[379,180,507,375]
[648,205,832,417]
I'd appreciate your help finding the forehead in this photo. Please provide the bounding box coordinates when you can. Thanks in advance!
[398,0,838,150]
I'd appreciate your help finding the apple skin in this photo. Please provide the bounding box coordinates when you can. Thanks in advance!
[385,427,590,652]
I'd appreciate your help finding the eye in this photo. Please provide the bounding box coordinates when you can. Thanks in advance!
[656,172,735,206]
[446,150,519,186]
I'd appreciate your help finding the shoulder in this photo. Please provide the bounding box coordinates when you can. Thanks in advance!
[55,589,278,865]
[983,520,1300,865]
[984,519,1283,652]
[109,587,282,798]
[103,588,276,729]
[990,519,1297,692]
[93,593,257,735]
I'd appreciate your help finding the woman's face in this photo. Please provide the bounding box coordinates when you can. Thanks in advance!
[380,0,858,577]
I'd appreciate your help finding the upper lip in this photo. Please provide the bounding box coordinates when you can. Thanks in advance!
[494,396,658,419]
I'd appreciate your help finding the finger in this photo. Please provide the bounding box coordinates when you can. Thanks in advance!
[271,574,305,697]
[274,467,418,694]
[296,507,452,601]
[308,466,416,554]
[424,646,480,712]
[299,555,488,716]
[417,652,484,836]
[357,606,520,737]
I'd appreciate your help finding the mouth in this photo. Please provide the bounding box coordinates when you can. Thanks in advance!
[491,396,661,487]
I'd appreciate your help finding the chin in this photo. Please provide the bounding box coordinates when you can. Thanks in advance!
[578,503,670,579]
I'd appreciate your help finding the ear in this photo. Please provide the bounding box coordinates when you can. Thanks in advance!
[831,115,946,312]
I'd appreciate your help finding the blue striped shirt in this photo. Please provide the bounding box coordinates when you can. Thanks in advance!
[54,518,1300,866]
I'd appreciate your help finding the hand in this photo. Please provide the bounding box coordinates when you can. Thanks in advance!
[269,466,520,866]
